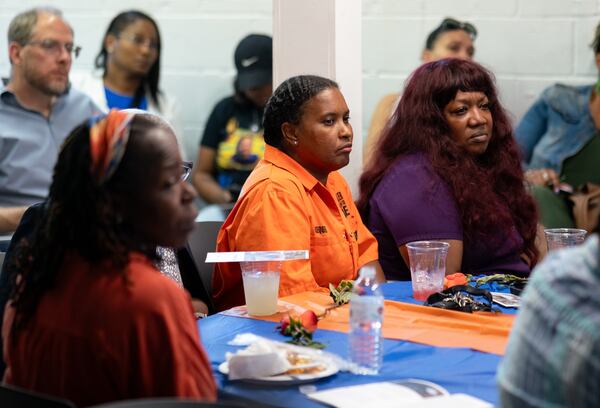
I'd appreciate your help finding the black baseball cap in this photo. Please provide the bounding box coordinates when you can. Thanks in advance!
[234,34,273,92]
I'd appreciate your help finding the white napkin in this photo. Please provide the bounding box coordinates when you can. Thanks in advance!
[225,340,292,380]
[224,333,350,380]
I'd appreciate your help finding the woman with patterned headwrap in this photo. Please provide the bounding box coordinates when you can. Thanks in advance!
[1,110,216,406]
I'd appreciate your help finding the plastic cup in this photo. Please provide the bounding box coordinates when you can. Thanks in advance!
[240,260,281,316]
[544,228,587,252]
[406,241,449,301]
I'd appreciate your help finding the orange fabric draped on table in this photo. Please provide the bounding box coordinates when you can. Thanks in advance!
[222,291,514,356]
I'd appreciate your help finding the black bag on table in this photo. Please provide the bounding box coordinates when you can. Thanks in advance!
[424,285,495,313]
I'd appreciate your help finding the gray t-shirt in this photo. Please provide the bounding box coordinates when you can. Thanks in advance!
[0,86,99,206]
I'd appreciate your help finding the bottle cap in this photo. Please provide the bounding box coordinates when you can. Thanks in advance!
[358,265,376,279]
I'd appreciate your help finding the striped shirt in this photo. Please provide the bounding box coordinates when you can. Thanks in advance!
[498,234,600,407]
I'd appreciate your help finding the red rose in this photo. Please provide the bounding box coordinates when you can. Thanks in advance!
[444,272,468,289]
[278,314,291,334]
[301,310,318,333]
[275,310,325,348]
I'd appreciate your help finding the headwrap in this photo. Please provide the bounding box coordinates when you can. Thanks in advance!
[89,109,136,184]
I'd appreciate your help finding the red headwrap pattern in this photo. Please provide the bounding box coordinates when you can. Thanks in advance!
[89,109,136,184]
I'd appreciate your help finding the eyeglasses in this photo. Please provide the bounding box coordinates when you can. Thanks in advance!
[439,18,478,39]
[181,161,193,182]
[25,39,81,58]
[118,34,159,51]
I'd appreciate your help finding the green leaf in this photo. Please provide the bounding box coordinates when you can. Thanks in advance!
[329,280,354,306]
[285,338,327,349]
[474,274,528,287]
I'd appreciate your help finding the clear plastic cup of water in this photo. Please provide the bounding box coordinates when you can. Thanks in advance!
[544,228,587,252]
[406,241,449,301]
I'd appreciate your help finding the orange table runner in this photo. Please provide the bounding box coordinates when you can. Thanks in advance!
[221,291,514,356]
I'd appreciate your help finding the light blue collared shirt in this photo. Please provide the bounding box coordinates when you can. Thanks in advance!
[0,85,100,206]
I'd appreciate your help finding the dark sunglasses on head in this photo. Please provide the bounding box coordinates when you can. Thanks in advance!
[440,18,478,39]
[181,161,193,182]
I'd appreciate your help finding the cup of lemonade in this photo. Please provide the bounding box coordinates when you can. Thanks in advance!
[240,260,281,316]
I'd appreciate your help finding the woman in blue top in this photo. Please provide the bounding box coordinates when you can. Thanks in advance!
[73,11,181,153]
[517,21,600,229]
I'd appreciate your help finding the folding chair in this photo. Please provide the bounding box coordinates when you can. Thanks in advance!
[88,397,249,408]
[178,221,223,315]
[0,383,76,408]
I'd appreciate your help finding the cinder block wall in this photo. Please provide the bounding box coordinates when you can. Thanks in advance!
[0,0,272,161]
[1,0,598,161]
[363,0,600,138]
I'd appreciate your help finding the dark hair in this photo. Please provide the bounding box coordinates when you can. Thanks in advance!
[263,75,338,148]
[591,20,600,53]
[425,17,478,50]
[7,114,165,331]
[94,10,162,109]
[358,58,539,266]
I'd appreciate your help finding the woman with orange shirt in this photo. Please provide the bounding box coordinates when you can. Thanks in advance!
[212,75,383,311]
[2,110,216,406]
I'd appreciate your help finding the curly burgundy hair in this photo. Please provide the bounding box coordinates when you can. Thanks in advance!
[357,58,539,266]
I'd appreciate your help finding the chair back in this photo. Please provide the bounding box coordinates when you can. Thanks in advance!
[88,397,247,407]
[0,383,76,408]
[186,221,223,296]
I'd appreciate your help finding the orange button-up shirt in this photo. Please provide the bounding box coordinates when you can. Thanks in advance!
[212,145,378,311]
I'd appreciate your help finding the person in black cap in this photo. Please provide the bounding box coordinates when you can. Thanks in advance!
[192,34,272,205]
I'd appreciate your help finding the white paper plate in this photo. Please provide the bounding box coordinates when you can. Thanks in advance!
[218,357,339,385]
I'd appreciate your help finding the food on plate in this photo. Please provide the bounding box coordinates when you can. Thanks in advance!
[225,341,290,379]
[283,352,326,375]
[225,342,330,380]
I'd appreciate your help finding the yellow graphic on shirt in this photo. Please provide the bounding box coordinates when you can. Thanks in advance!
[216,118,265,171]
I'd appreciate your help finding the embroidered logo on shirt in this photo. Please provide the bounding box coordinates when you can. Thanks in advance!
[336,192,350,218]
[314,226,328,234]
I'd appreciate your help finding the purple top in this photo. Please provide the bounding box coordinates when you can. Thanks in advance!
[367,153,530,280]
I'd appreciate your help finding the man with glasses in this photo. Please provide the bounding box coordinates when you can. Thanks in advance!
[0,7,99,233]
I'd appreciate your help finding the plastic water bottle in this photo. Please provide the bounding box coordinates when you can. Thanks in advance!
[349,265,384,375]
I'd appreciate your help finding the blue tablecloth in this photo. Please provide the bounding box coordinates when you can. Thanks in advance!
[200,281,516,407]
[381,280,516,314]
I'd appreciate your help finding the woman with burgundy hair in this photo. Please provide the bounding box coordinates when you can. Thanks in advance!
[357,58,539,280]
